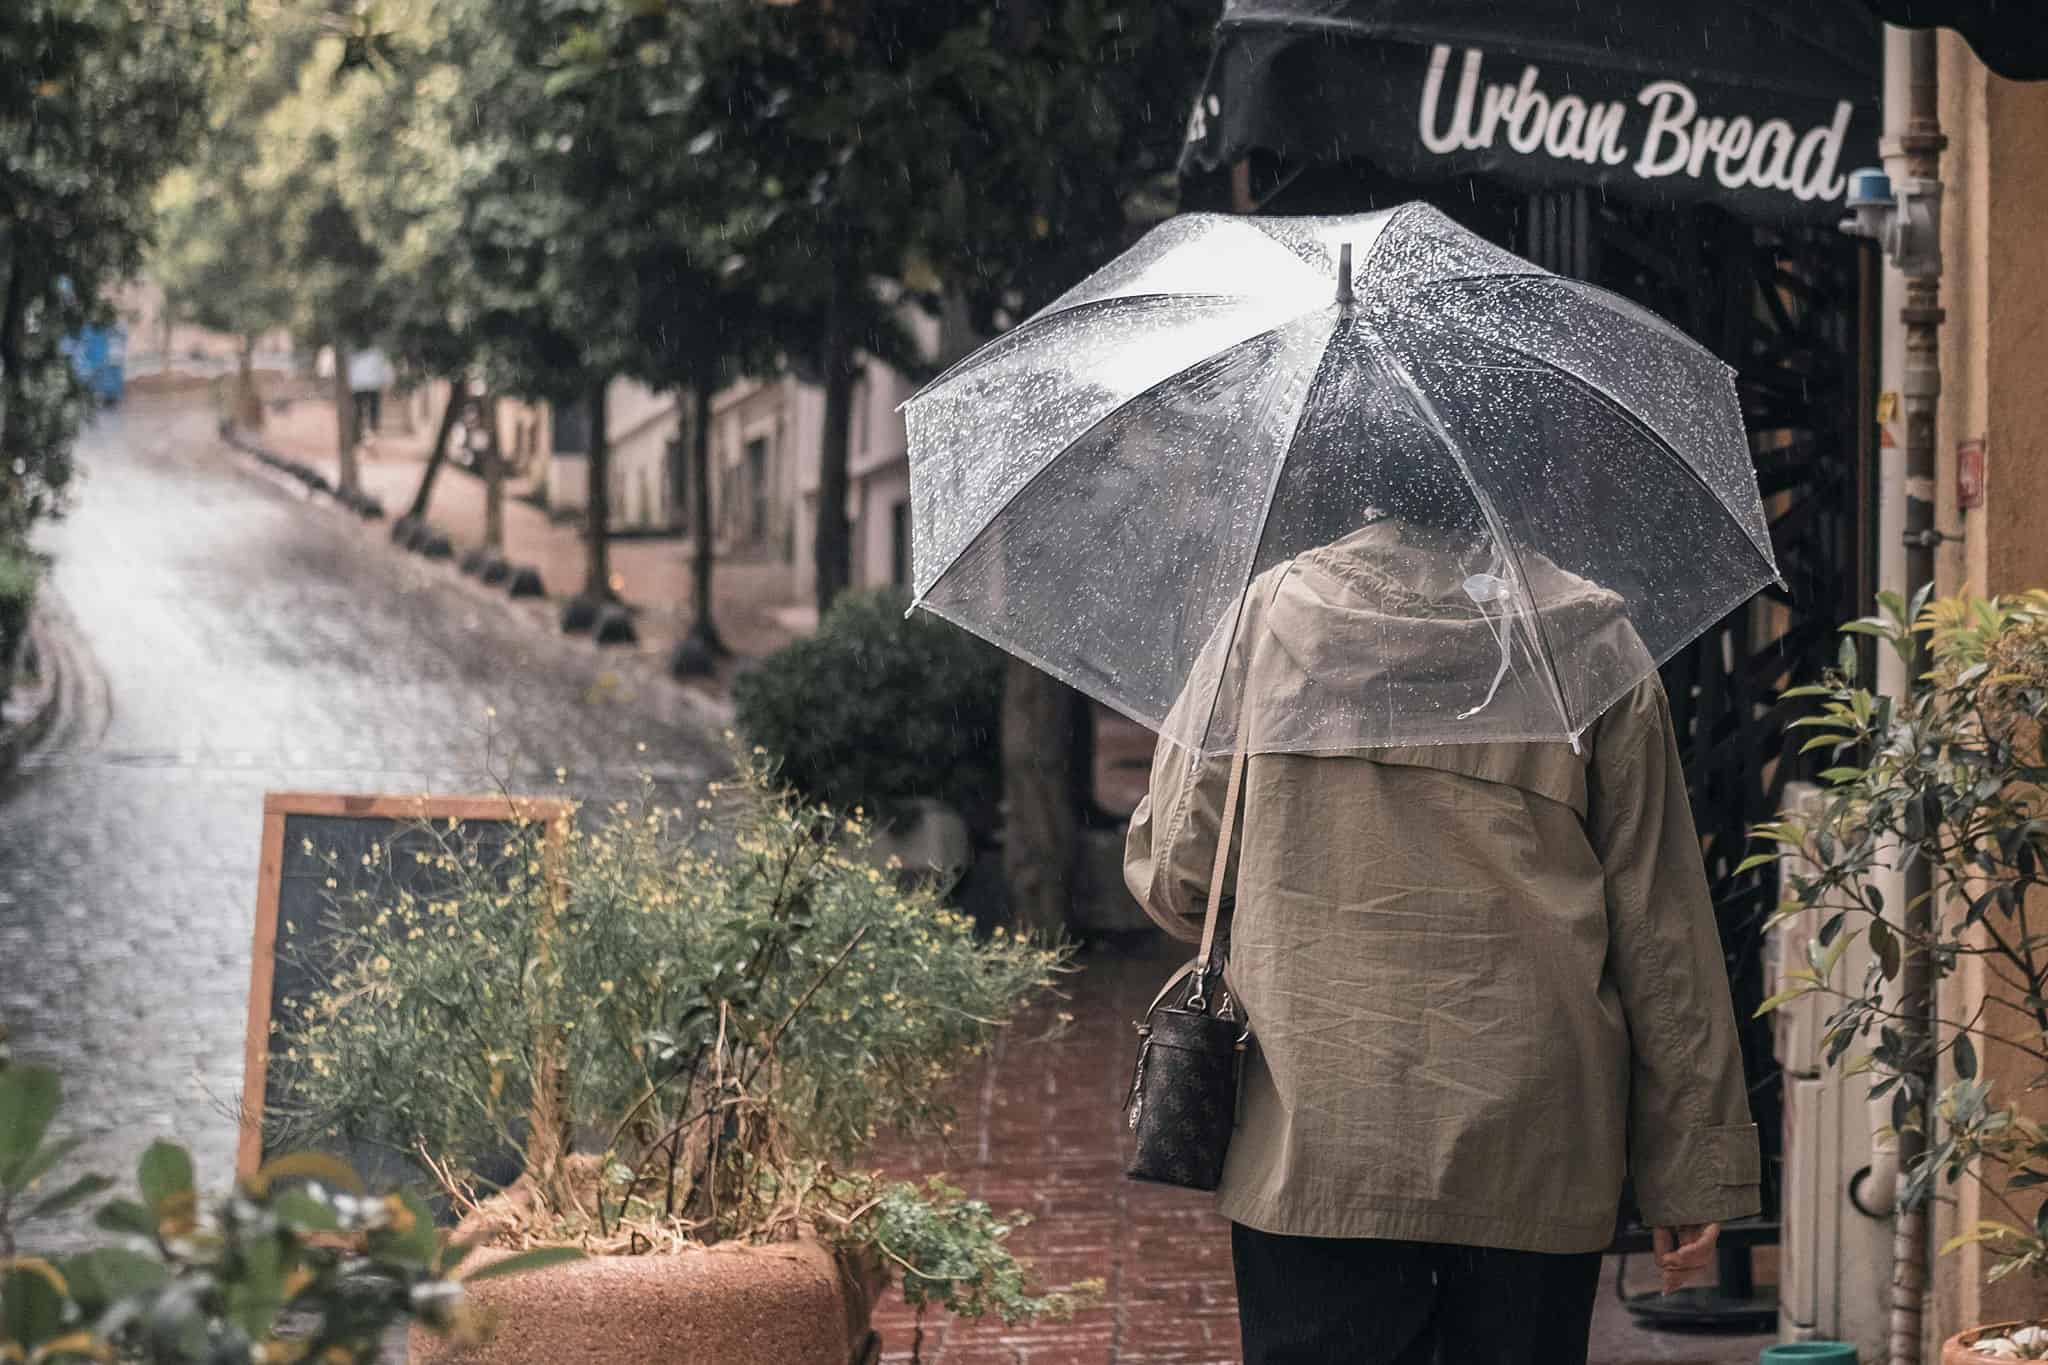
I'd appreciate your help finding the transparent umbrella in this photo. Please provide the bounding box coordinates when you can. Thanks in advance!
[902,203,1781,757]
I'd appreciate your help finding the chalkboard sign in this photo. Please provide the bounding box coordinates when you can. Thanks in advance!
[237,792,570,1181]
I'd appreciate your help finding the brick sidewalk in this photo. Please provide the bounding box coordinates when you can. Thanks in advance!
[866,934,1777,1365]
[243,389,809,676]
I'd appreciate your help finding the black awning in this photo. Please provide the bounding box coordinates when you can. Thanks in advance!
[1860,1,2048,81]
[1180,1,1884,226]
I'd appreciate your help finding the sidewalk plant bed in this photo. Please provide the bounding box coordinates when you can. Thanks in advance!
[0,538,41,711]
[267,752,1088,1364]
[0,1042,566,1363]
[1757,590,2048,1360]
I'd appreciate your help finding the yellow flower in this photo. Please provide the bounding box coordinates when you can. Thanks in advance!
[600,980,615,994]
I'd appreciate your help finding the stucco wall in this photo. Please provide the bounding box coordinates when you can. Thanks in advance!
[1929,33,2048,1347]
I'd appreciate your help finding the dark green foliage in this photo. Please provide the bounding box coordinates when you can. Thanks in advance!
[0,536,39,707]
[0,0,238,540]
[0,1060,569,1362]
[734,590,1005,831]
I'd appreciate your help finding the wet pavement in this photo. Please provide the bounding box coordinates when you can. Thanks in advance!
[0,397,725,1214]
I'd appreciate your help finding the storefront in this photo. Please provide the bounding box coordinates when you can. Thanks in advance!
[1179,0,1888,1330]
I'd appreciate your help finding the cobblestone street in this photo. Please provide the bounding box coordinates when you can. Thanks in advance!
[0,396,726,1208]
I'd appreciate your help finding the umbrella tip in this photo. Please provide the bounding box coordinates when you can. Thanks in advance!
[1336,242,1355,312]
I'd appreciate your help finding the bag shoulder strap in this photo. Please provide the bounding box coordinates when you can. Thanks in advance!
[1186,744,1246,1006]
[1185,564,1291,1011]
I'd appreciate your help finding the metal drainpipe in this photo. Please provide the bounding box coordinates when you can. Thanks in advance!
[1890,25,1946,1365]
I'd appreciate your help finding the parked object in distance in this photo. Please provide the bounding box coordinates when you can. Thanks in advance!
[62,324,126,406]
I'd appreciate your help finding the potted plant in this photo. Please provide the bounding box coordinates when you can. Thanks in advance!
[1756,589,2048,1363]
[0,1050,567,1363]
[268,752,1088,1365]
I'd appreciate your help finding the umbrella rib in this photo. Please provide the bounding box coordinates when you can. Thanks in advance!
[1361,326,1585,745]
[910,316,1306,614]
[1419,303,1782,584]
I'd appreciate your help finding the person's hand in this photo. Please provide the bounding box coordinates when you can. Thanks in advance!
[1652,1223,1719,1295]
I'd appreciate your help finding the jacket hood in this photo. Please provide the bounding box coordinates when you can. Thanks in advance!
[1272,520,1630,685]
[1165,519,1651,754]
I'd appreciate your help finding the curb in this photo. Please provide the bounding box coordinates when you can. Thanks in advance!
[216,424,740,737]
[0,609,64,784]
[222,425,386,519]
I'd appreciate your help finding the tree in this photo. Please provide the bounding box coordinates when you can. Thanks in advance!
[329,5,484,523]
[920,1,1217,938]
[257,41,404,498]
[568,0,1214,933]
[675,1,1006,617]
[1,0,241,539]
[438,0,641,603]
[155,154,293,430]
[544,2,795,663]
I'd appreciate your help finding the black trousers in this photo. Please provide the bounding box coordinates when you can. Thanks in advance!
[1232,1223,1603,1365]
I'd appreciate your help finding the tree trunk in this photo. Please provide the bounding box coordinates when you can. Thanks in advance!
[813,258,856,617]
[331,346,359,496]
[234,336,263,432]
[584,378,611,601]
[685,375,725,654]
[1002,658,1077,940]
[0,246,28,482]
[404,378,464,522]
[482,392,505,550]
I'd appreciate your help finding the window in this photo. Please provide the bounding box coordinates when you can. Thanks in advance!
[891,500,911,589]
[854,376,870,457]
[745,436,769,543]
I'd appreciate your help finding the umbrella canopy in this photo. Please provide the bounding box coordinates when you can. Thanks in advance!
[904,204,1780,757]
[1180,0,1881,226]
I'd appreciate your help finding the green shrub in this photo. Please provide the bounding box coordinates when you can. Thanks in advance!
[0,1060,569,1363]
[272,755,1088,1324]
[0,539,41,709]
[733,589,1004,833]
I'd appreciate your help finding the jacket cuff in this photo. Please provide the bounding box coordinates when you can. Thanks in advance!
[1636,1123,1763,1226]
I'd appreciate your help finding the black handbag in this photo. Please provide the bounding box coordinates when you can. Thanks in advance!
[1124,736,1250,1191]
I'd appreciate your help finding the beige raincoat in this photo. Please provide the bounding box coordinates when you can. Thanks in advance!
[1123,523,1761,1253]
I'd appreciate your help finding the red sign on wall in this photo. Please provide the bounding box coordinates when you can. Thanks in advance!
[1958,438,1986,510]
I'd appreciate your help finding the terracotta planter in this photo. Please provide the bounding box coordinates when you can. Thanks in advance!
[411,1236,885,1365]
[1944,1322,2048,1364]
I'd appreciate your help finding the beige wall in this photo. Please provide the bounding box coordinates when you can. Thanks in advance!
[1926,33,2048,1347]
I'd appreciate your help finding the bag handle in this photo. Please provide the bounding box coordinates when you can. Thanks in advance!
[1184,741,1246,1013]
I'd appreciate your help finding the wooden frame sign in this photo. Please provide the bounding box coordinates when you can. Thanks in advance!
[238,791,571,1180]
